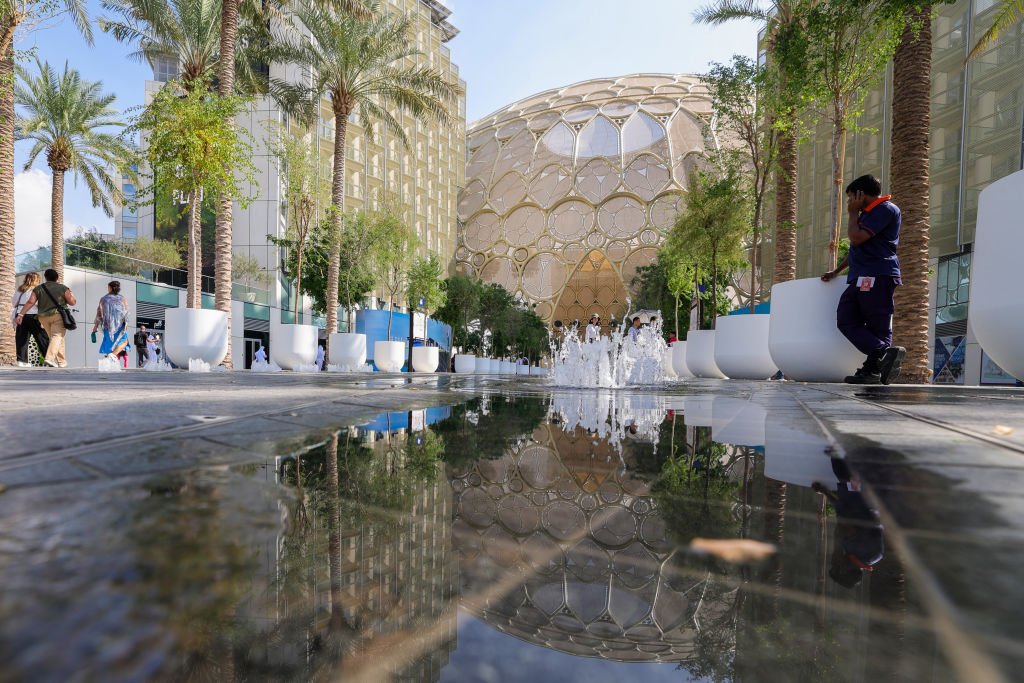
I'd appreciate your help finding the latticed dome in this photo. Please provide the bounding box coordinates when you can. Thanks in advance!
[457,74,714,328]
[450,422,735,663]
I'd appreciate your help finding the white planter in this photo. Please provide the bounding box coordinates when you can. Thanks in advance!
[329,332,366,367]
[515,364,530,375]
[412,346,440,372]
[970,169,1024,381]
[164,308,228,368]
[661,347,677,378]
[764,417,836,487]
[671,341,694,378]
[685,330,727,379]
[714,314,778,380]
[712,397,767,447]
[474,356,490,373]
[488,358,501,373]
[501,360,516,374]
[454,353,476,373]
[769,278,864,382]
[271,323,319,370]
[374,340,406,372]
[682,396,714,427]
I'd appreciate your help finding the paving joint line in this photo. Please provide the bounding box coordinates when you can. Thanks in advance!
[799,385,1024,458]
[789,389,1009,683]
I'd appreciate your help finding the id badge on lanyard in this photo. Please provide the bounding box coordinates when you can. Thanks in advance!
[857,276,875,292]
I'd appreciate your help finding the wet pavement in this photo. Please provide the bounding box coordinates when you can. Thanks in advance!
[1,370,1023,681]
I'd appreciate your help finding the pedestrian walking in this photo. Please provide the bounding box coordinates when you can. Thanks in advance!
[92,281,131,367]
[14,268,76,367]
[254,343,267,364]
[11,272,49,366]
[315,344,325,370]
[821,175,906,385]
[134,325,150,367]
[585,314,601,343]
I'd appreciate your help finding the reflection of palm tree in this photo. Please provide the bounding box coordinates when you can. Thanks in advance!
[966,1,1024,62]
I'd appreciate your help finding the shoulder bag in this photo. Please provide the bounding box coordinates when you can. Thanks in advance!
[40,283,77,331]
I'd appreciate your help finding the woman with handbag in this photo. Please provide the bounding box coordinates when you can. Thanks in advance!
[92,281,131,367]
[11,272,49,366]
[14,268,76,367]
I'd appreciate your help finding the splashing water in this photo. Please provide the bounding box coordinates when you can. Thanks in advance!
[549,391,667,454]
[293,363,320,373]
[97,356,123,372]
[548,309,670,388]
[143,358,172,372]
[188,358,211,373]
[250,361,282,373]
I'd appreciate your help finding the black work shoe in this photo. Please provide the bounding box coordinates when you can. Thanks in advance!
[845,368,882,384]
[879,346,906,385]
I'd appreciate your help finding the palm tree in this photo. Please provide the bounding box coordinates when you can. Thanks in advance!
[695,0,805,285]
[890,4,934,383]
[15,60,136,281]
[966,1,1024,62]
[0,0,91,364]
[267,1,461,362]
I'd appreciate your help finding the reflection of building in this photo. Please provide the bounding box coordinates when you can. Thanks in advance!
[457,75,713,328]
[450,421,736,663]
[777,1,1024,385]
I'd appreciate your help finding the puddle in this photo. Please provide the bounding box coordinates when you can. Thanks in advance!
[0,391,963,681]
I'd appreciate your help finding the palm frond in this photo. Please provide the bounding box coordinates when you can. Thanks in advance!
[966,0,1024,63]
[694,0,771,25]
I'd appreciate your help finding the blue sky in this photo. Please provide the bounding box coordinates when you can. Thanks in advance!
[14,0,760,253]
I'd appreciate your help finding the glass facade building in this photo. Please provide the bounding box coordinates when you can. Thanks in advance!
[779,1,1024,385]
[456,75,714,329]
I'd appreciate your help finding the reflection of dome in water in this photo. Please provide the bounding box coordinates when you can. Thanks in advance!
[450,422,733,663]
[457,74,713,327]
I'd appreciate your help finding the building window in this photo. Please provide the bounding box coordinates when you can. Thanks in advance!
[122,183,137,220]
[935,252,970,325]
[122,226,137,239]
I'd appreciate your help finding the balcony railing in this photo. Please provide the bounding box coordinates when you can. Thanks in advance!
[15,244,270,305]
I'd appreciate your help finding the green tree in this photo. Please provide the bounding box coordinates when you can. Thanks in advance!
[671,167,750,330]
[775,0,906,269]
[407,252,447,331]
[120,236,182,276]
[0,0,92,364]
[478,282,515,356]
[435,274,482,352]
[267,2,461,356]
[231,252,268,288]
[510,306,548,362]
[371,209,419,339]
[267,126,328,317]
[15,59,135,281]
[131,85,257,308]
[704,55,782,310]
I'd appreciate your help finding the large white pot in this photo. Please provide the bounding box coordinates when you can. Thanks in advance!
[329,332,366,367]
[474,356,490,374]
[661,347,677,378]
[764,415,837,487]
[412,346,440,372]
[271,323,319,370]
[374,340,406,372]
[515,363,530,375]
[682,396,714,427]
[501,360,516,374]
[769,278,864,382]
[714,314,778,380]
[488,358,501,373]
[671,341,694,378]
[454,353,476,373]
[970,169,1024,380]
[686,330,727,379]
[164,308,228,368]
[712,397,767,447]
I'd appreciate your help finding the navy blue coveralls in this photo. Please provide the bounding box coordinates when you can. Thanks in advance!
[837,195,902,357]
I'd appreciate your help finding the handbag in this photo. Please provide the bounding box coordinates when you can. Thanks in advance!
[40,283,77,331]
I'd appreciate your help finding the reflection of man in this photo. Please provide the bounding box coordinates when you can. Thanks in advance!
[814,458,884,589]
[585,315,601,343]
[821,174,905,385]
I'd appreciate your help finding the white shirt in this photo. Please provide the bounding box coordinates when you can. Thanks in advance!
[585,323,601,342]
[254,347,267,363]
[315,346,325,369]
[11,290,37,317]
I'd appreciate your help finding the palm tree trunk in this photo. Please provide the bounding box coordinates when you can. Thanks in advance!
[773,131,798,284]
[215,0,239,367]
[828,120,848,271]
[0,54,14,364]
[325,113,349,364]
[50,168,65,282]
[891,6,932,384]
[187,191,202,308]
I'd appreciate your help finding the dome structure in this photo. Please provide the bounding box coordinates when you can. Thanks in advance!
[456,74,714,328]
[449,420,737,663]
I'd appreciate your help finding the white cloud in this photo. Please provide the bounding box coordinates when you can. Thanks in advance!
[14,168,111,255]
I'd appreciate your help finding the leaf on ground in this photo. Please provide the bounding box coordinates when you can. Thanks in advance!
[690,537,776,563]
[0,485,6,494]
[993,425,1014,436]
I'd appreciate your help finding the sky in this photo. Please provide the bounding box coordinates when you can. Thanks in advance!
[13,0,760,254]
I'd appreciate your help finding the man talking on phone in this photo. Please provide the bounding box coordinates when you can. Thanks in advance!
[821,174,905,385]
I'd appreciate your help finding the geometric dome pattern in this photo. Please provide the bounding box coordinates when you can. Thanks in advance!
[450,420,735,663]
[456,74,714,327]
